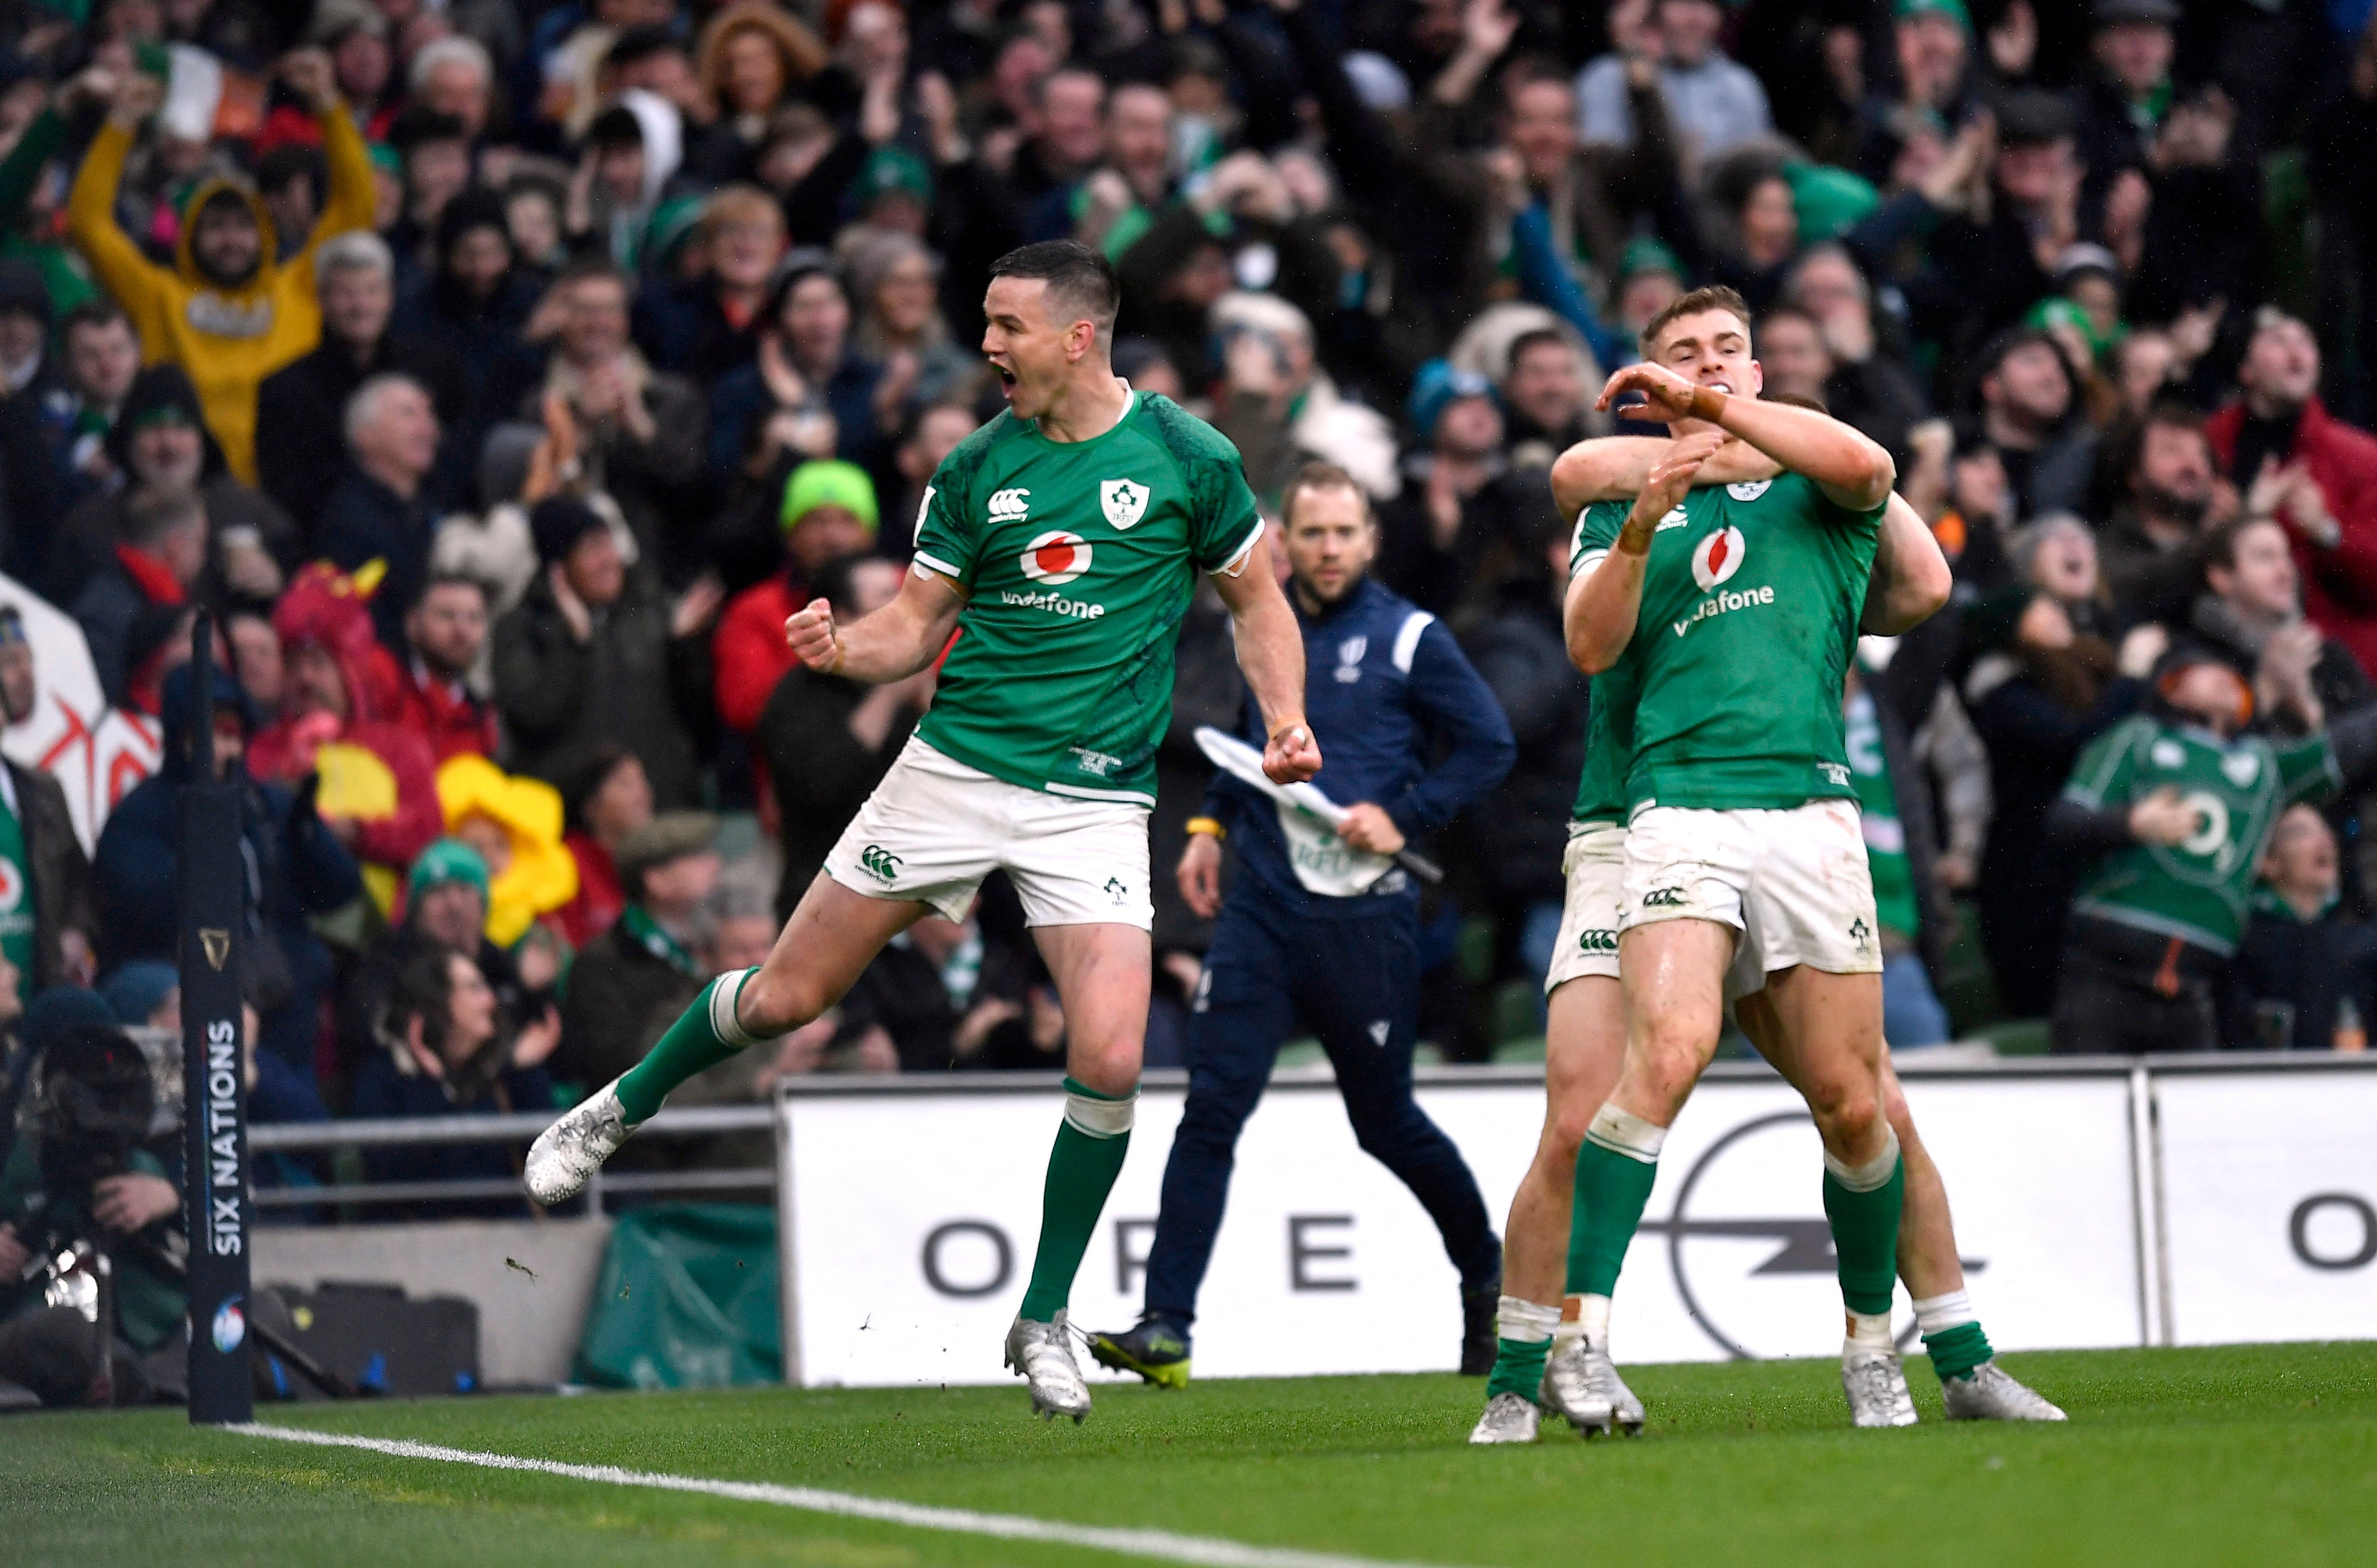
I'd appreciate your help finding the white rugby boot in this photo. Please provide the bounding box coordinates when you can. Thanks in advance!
[1006,1313,1092,1423]
[1543,1336,1644,1436]
[1940,1360,2067,1421]
[524,1078,637,1205]
[1842,1348,1921,1428]
[1468,1392,1542,1444]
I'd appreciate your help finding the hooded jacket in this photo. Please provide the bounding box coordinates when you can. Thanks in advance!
[94,664,362,1069]
[67,104,376,485]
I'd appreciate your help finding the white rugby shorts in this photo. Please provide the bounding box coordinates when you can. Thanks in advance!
[823,737,1153,929]
[1546,821,1766,1001]
[1618,798,1884,978]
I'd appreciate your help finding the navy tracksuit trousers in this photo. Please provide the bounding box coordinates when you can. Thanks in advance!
[1140,888,1501,1324]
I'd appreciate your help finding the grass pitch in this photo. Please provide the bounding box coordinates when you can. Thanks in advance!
[5,1343,2373,1567]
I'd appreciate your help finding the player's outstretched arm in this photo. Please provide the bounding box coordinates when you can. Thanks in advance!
[1211,532,1321,784]
[1596,361,1894,512]
[1549,435,1779,517]
[785,567,966,682]
[1566,432,1722,674]
[1860,493,1953,636]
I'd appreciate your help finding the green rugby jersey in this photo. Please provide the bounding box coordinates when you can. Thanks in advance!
[909,391,1264,804]
[1568,501,1636,826]
[1573,473,1881,813]
[2063,713,2339,956]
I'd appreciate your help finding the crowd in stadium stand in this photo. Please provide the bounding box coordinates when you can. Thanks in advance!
[3,0,2377,1207]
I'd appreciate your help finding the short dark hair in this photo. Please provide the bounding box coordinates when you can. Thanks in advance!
[1505,327,1575,372]
[1639,285,1753,358]
[1281,461,1369,529]
[415,571,490,608]
[988,240,1120,339]
[125,485,203,548]
[1757,303,1824,340]
[2202,513,2286,579]
[61,300,130,340]
[586,105,645,150]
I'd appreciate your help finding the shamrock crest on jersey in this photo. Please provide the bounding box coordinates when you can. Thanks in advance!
[1101,478,1148,529]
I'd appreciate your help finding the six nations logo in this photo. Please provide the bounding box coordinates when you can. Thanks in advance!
[1020,530,1094,586]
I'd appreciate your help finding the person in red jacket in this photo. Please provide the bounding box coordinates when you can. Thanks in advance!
[2205,309,2377,682]
[245,563,443,905]
[397,572,501,763]
[710,459,878,742]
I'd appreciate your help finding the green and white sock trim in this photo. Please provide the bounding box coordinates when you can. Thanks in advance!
[1062,1077,1136,1137]
[1485,1297,1558,1404]
[1914,1289,1994,1381]
[1584,1103,1667,1163]
[1823,1125,1902,1191]
[709,966,765,1051]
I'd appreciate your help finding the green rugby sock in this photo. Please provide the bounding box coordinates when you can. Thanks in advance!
[1486,1297,1558,1403]
[1565,1105,1666,1299]
[1822,1135,1906,1319]
[1486,1338,1552,1403]
[615,968,764,1124]
[1018,1078,1136,1322]
[1922,1321,1993,1382]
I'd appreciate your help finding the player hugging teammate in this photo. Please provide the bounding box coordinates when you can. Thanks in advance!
[1471,288,2069,1444]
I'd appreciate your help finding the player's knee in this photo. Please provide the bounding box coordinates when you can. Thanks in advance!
[1070,1035,1141,1099]
[1808,1078,1885,1151]
[738,966,823,1035]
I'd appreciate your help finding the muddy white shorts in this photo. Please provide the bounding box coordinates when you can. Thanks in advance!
[1618,798,1884,978]
[823,737,1153,929]
[1543,821,1627,994]
[1547,822,1769,1001]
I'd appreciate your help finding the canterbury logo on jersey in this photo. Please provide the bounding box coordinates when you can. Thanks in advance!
[1642,887,1688,908]
[1578,928,1618,952]
[859,845,903,881]
[988,487,1032,520]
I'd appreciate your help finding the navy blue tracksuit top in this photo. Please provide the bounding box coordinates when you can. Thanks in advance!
[1205,576,1515,917]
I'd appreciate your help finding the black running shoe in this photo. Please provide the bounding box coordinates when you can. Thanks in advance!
[1460,1278,1501,1375]
[1089,1314,1192,1389]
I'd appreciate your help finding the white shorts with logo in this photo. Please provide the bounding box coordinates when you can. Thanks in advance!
[1544,822,1766,1001]
[1618,798,1884,979]
[823,737,1153,929]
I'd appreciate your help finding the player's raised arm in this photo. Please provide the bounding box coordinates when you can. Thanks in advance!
[1549,435,1779,516]
[1860,493,1954,636]
[1566,431,1723,674]
[1210,531,1321,783]
[784,566,965,682]
[1597,358,1895,513]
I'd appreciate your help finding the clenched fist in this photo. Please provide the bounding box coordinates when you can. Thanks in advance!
[786,598,843,672]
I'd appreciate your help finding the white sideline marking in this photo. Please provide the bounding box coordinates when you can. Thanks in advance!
[230,1422,1440,1568]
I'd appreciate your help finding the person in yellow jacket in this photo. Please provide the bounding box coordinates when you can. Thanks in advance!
[67,49,375,486]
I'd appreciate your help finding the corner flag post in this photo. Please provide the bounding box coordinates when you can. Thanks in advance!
[179,612,251,1424]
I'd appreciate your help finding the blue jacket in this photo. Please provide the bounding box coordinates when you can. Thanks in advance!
[1207,576,1514,919]
[94,666,363,1069]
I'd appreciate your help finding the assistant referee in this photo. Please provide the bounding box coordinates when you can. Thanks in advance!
[1092,461,1516,1385]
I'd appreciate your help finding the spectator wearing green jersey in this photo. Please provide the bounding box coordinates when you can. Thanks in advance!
[2046,646,2377,1053]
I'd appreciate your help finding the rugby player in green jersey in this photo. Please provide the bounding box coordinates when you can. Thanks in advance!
[526,240,1322,1423]
[1474,285,2060,1442]
[1473,416,2064,1442]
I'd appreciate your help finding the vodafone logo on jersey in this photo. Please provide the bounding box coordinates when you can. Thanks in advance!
[0,860,22,913]
[1691,526,1747,591]
[1020,530,1094,586]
